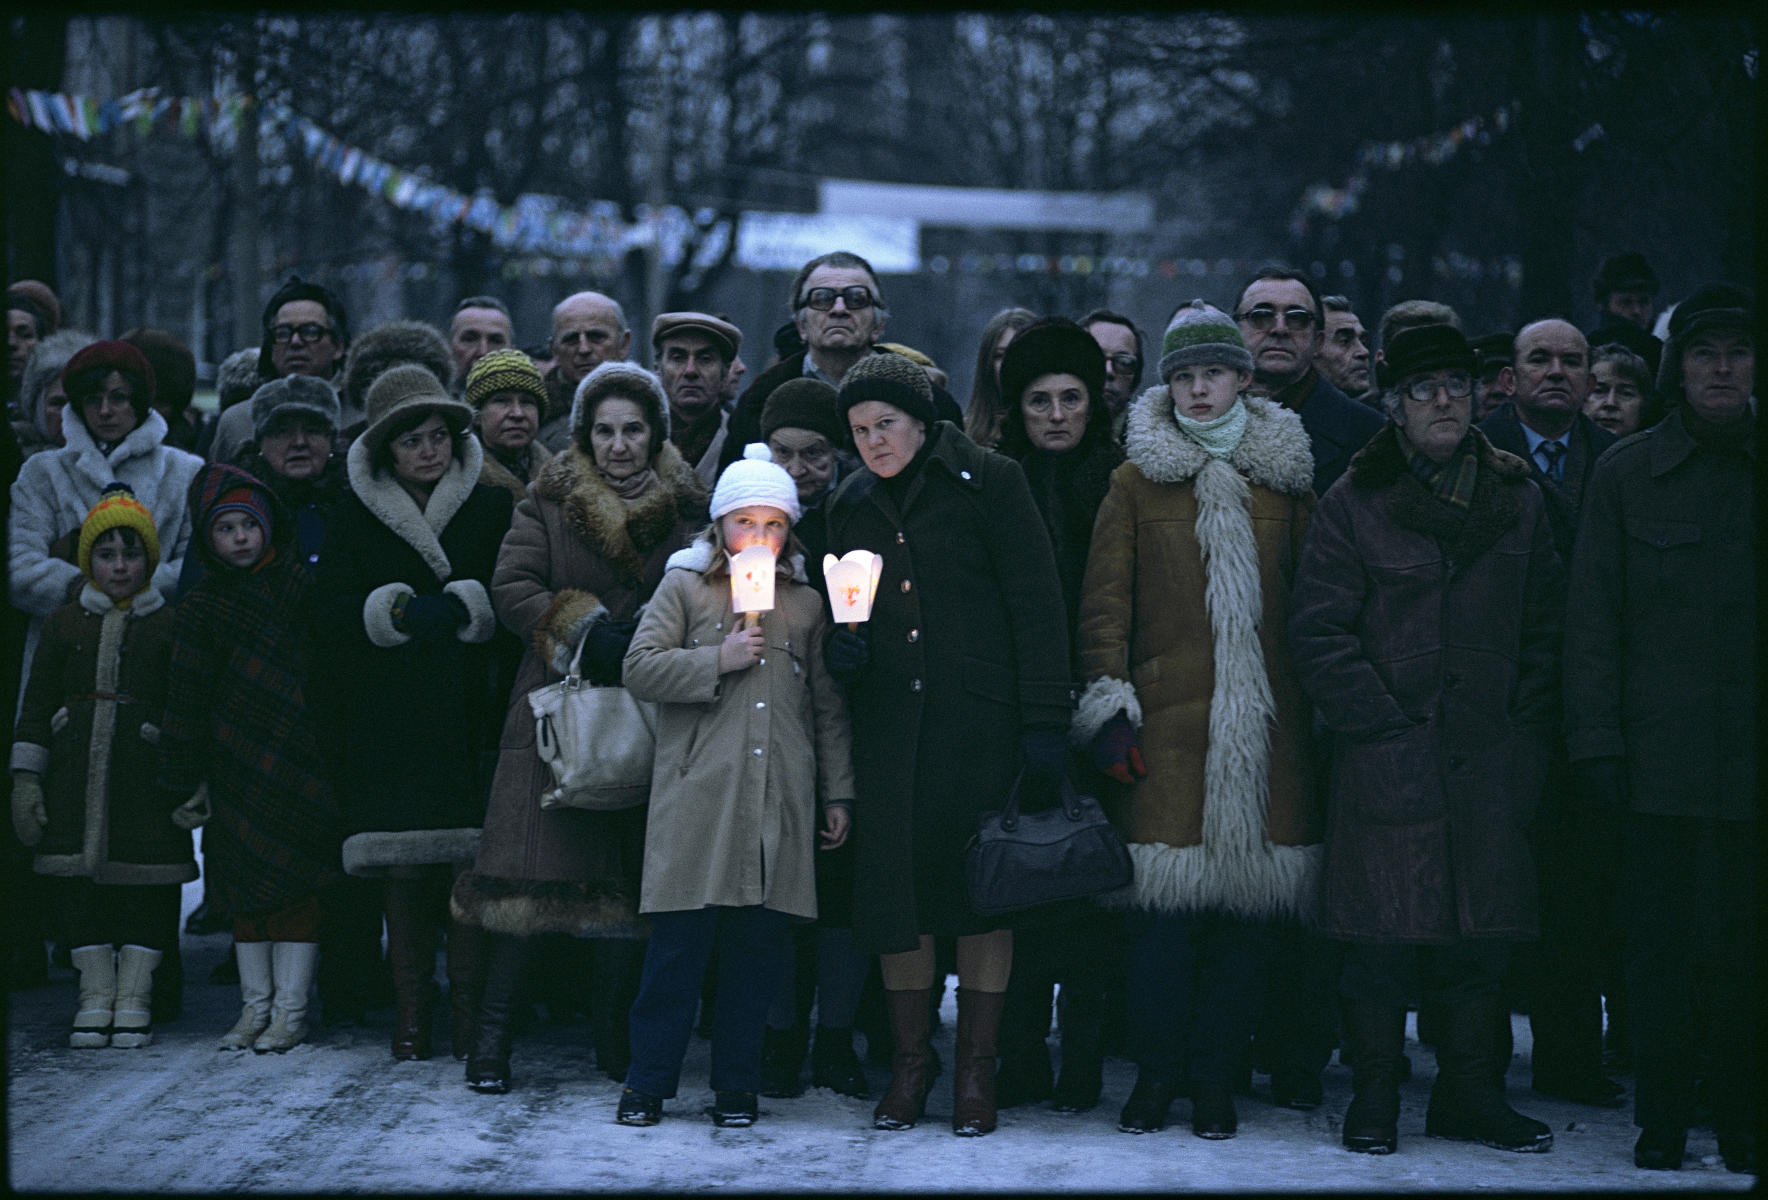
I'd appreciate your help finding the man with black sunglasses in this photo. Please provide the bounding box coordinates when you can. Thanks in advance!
[1233,266,1383,498]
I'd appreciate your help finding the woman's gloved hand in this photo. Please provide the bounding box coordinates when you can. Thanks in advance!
[824,627,870,683]
[583,617,640,685]
[11,771,48,847]
[396,592,471,642]
[1090,713,1148,784]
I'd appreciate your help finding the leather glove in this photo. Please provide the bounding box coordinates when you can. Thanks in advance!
[1018,729,1070,813]
[1571,756,1627,812]
[582,617,640,686]
[396,593,471,643]
[1090,713,1148,784]
[11,771,48,848]
[171,784,211,832]
[824,627,870,683]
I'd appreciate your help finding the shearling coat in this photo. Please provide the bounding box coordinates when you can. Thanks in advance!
[623,540,854,919]
[1289,424,1563,944]
[476,438,553,506]
[1074,390,1321,922]
[11,584,197,887]
[451,442,706,938]
[313,435,514,874]
[823,422,1074,954]
[1562,409,1755,819]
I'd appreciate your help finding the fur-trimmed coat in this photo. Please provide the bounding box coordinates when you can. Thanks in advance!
[1074,390,1321,922]
[476,438,553,507]
[11,585,197,886]
[313,435,514,874]
[1289,424,1563,944]
[623,539,854,919]
[451,442,706,938]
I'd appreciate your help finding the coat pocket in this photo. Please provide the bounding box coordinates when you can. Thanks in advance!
[1337,722,1443,825]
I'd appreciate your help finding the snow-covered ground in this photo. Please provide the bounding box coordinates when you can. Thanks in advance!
[5,879,1755,1193]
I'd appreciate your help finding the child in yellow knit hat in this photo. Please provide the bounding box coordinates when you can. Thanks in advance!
[10,484,200,1050]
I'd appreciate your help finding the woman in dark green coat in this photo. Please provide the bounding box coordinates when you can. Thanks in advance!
[822,351,1073,1137]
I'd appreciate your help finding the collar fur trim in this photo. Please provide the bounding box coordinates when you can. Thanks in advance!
[535,441,706,580]
[346,434,485,581]
[665,537,809,583]
[1349,424,1534,566]
[1124,387,1314,496]
[79,582,166,617]
[62,409,173,480]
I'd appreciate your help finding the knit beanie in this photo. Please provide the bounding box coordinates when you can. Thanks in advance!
[61,340,158,417]
[251,374,342,439]
[710,443,801,523]
[465,348,548,409]
[1158,300,1254,380]
[760,378,845,445]
[207,485,274,537]
[78,483,161,581]
[838,350,937,428]
[998,317,1106,412]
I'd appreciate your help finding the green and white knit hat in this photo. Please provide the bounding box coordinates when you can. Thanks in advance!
[1159,299,1254,380]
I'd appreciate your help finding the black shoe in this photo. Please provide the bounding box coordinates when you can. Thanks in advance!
[1425,1086,1554,1152]
[1531,1070,1626,1108]
[707,1090,757,1127]
[1050,1060,1103,1113]
[466,1056,510,1094]
[1271,1069,1324,1110]
[1716,1128,1756,1175]
[1118,1077,1178,1134]
[1632,1127,1686,1170]
[809,1027,869,1098]
[615,1088,663,1127]
[1343,1088,1400,1155]
[1189,1081,1238,1139]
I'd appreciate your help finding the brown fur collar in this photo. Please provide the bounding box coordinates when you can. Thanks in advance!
[1349,423,1535,566]
[534,441,707,578]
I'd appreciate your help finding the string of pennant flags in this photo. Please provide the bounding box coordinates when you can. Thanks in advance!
[10,84,1521,285]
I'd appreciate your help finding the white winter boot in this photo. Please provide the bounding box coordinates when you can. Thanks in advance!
[69,945,116,1048]
[220,941,274,1051]
[253,941,318,1053]
[109,945,164,1048]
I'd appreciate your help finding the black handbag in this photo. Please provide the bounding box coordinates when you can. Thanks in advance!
[964,772,1133,916]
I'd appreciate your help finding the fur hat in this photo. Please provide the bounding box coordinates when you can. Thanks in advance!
[760,378,844,445]
[1592,252,1659,303]
[999,317,1106,413]
[570,361,670,451]
[251,374,342,439]
[78,483,160,582]
[651,312,742,362]
[257,275,349,379]
[1377,324,1477,390]
[341,319,453,416]
[465,348,548,409]
[838,350,937,427]
[711,443,800,523]
[217,347,266,410]
[358,364,473,459]
[1656,282,1754,407]
[7,280,62,333]
[61,340,157,418]
[1159,300,1253,380]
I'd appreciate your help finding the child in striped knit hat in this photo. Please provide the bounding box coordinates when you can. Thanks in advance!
[11,484,199,1050]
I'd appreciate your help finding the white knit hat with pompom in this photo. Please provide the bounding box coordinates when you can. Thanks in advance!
[710,442,801,523]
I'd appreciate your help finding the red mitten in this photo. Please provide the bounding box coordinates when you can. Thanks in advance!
[1091,713,1148,784]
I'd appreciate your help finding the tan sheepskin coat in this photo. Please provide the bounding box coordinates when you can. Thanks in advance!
[1074,388,1322,922]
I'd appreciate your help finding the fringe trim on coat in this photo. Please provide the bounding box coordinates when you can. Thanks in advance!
[450,871,647,939]
[1098,840,1322,923]
[443,579,496,644]
[1072,676,1142,745]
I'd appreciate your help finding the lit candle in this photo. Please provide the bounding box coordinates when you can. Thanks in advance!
[823,550,884,628]
[729,544,776,628]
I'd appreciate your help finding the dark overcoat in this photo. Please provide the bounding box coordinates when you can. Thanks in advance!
[1288,424,1563,944]
[1562,409,1755,820]
[823,422,1074,954]
[1476,404,1616,561]
[1291,372,1385,497]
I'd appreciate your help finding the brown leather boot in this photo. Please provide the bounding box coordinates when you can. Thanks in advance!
[873,988,936,1130]
[384,879,437,1061]
[446,918,487,1061]
[953,988,1005,1136]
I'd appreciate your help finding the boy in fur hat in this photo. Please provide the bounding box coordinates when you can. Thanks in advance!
[1073,300,1321,1140]
[11,485,198,1049]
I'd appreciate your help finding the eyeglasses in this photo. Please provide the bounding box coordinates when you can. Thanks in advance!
[798,286,876,312]
[1234,306,1316,332]
[1104,353,1140,374]
[271,322,334,345]
[1403,372,1475,403]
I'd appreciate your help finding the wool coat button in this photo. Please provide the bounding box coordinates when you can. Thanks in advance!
[900,579,911,593]
[960,470,972,480]
[755,701,766,709]
[759,657,766,665]
[1655,535,1667,547]
[896,531,905,544]
[752,747,764,756]
[910,679,923,693]
[907,629,919,643]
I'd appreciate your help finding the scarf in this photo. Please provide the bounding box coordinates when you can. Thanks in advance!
[599,465,658,503]
[1173,398,1249,459]
[1399,431,1479,513]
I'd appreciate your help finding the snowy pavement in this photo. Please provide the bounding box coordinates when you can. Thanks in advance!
[5,882,1756,1193]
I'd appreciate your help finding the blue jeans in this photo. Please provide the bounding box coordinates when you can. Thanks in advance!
[625,905,791,1098]
[1125,909,1272,1087]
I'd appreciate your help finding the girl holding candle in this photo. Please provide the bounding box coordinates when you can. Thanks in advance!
[614,443,855,1128]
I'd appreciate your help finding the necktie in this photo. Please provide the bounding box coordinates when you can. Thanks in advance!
[1537,439,1567,482]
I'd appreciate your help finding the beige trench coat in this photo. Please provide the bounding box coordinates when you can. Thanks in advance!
[622,540,855,920]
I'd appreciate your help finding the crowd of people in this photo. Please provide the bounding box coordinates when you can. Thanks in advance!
[2,247,1755,1172]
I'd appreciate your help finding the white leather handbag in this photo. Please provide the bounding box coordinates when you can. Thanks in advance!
[527,631,657,811]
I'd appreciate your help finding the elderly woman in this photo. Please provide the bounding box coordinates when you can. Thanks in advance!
[465,348,552,503]
[450,361,706,1094]
[11,329,90,458]
[823,351,1072,1136]
[1584,343,1661,439]
[313,364,515,1063]
[961,307,1039,449]
[1289,324,1562,1157]
[989,317,1125,1114]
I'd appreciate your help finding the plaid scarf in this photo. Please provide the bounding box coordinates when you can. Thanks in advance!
[1399,430,1479,513]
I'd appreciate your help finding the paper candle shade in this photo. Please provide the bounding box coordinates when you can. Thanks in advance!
[728,544,777,615]
[823,550,884,624]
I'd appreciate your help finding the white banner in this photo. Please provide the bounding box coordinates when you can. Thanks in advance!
[735,211,920,274]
